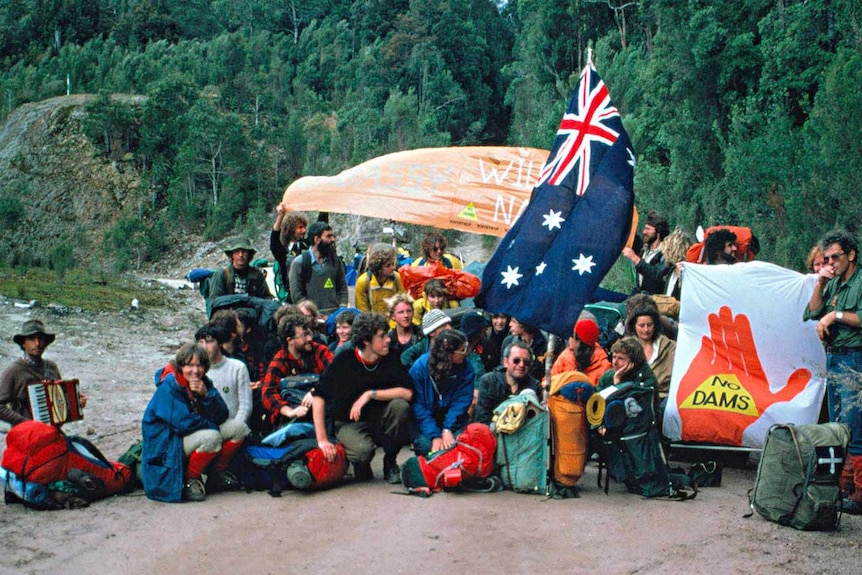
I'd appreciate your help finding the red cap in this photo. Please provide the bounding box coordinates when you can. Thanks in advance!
[574,319,600,347]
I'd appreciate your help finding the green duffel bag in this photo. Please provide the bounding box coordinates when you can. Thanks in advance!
[749,423,850,531]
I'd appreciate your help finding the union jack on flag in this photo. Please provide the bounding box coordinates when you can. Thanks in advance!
[538,65,621,196]
[476,63,634,337]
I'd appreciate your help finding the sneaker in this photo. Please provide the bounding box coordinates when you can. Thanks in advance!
[287,461,313,490]
[183,478,207,502]
[352,461,374,482]
[383,455,401,485]
[207,470,241,492]
[843,498,862,515]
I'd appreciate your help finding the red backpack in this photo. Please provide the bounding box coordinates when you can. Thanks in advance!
[304,443,349,489]
[1,420,133,496]
[400,423,497,493]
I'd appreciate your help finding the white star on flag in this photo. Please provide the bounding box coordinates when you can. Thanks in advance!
[571,254,596,275]
[500,265,523,288]
[536,262,547,275]
[542,209,565,231]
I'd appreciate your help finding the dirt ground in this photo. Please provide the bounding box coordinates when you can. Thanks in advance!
[1,285,860,575]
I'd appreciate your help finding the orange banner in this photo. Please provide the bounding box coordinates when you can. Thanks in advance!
[281,147,549,237]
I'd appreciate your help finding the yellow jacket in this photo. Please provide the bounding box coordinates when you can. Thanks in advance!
[355,270,405,315]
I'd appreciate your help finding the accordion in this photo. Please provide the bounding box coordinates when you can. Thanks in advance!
[27,379,83,425]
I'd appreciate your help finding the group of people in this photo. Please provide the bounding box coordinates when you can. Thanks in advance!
[2,206,861,515]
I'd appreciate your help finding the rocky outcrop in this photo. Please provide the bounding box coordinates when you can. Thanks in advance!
[0,95,145,266]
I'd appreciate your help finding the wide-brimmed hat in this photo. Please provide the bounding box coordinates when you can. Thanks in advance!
[223,238,257,258]
[460,310,490,338]
[13,320,56,346]
[422,309,452,336]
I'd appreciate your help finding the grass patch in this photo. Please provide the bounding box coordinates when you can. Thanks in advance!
[0,265,169,311]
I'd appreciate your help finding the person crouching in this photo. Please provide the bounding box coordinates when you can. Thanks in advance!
[142,343,250,502]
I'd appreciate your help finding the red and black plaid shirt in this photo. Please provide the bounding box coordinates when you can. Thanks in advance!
[261,342,332,424]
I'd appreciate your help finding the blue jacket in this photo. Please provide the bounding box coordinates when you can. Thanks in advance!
[141,366,229,502]
[409,353,475,440]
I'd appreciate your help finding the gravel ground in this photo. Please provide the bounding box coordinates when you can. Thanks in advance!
[0,286,860,575]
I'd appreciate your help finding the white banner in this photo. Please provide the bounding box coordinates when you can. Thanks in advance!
[663,261,826,448]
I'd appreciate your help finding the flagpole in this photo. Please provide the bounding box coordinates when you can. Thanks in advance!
[586,45,593,67]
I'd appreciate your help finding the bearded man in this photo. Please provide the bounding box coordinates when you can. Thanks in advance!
[288,221,348,315]
[622,211,670,294]
[261,313,333,428]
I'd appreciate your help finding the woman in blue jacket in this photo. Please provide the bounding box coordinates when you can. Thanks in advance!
[142,342,249,502]
[410,329,475,455]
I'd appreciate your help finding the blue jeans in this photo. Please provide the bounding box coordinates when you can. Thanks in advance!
[826,350,862,455]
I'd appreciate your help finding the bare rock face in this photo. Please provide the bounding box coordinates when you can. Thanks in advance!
[0,95,145,266]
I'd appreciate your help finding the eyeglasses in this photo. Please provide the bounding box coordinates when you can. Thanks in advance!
[510,357,532,366]
[825,252,845,262]
[453,346,470,355]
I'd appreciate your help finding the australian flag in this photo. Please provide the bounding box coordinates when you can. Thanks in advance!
[476,63,635,338]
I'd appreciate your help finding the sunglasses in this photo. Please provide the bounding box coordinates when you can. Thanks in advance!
[825,252,845,262]
[453,346,470,355]
[510,357,532,366]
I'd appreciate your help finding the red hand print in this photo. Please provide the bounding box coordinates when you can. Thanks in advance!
[676,306,811,445]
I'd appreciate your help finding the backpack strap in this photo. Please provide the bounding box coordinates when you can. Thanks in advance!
[296,250,314,300]
[777,425,809,524]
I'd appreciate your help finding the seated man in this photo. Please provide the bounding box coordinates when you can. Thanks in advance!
[1,320,87,431]
[261,313,333,428]
[474,341,541,426]
[501,317,547,380]
[550,318,611,386]
[207,238,274,313]
[312,312,414,484]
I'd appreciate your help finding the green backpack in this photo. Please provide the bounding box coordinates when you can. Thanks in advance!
[492,390,549,494]
[749,423,850,531]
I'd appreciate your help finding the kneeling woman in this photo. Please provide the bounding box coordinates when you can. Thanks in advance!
[142,343,250,502]
[410,329,475,455]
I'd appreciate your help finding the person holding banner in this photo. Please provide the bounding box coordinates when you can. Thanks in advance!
[804,230,862,514]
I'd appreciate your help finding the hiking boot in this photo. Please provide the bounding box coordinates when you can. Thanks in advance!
[207,470,241,492]
[842,498,862,515]
[383,455,401,485]
[352,461,374,482]
[287,461,313,490]
[183,478,207,502]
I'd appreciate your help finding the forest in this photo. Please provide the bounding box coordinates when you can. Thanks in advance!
[0,0,860,270]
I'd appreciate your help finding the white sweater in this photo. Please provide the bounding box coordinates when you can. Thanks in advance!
[208,357,252,424]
